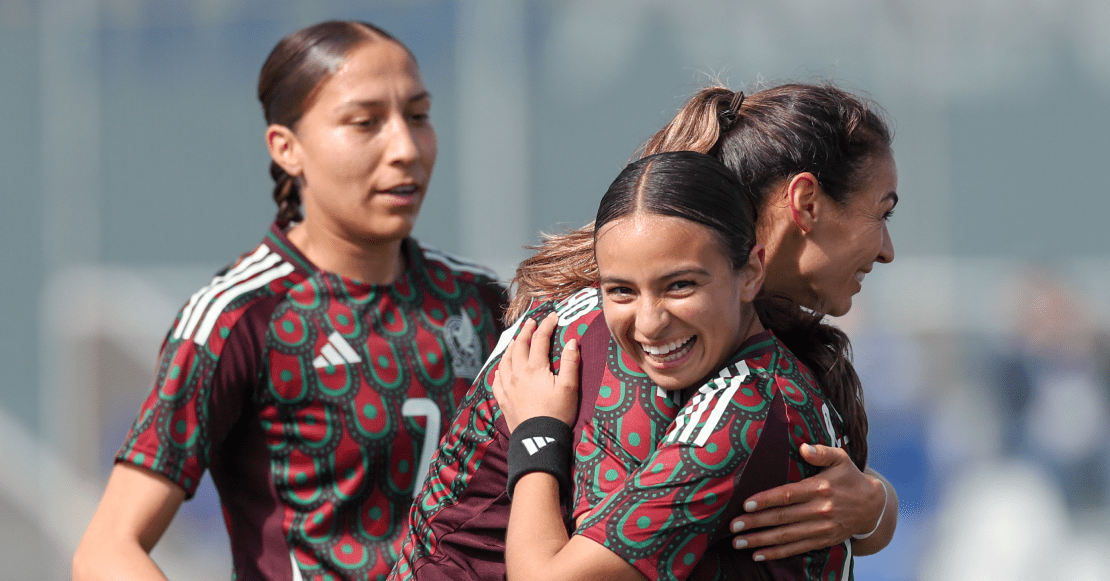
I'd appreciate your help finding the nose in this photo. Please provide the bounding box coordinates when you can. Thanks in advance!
[635,297,670,340]
[384,115,420,166]
[877,223,895,264]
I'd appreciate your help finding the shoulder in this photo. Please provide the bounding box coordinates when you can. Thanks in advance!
[412,241,503,287]
[170,242,307,350]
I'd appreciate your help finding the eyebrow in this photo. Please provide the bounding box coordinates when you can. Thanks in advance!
[599,267,711,286]
[340,91,432,110]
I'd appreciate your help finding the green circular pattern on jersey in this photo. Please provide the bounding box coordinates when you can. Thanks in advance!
[316,362,355,398]
[627,432,641,447]
[290,278,323,310]
[613,498,677,549]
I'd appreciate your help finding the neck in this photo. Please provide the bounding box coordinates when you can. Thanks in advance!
[286,221,405,285]
[757,207,814,308]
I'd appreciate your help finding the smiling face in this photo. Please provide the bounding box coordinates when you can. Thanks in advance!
[271,39,437,244]
[806,150,898,316]
[596,213,764,391]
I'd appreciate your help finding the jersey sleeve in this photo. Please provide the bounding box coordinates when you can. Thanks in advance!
[573,368,792,581]
[115,297,269,497]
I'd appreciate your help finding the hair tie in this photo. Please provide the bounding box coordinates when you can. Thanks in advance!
[718,91,746,133]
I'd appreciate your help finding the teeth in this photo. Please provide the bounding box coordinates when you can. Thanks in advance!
[855,272,866,283]
[641,336,693,357]
[388,185,417,194]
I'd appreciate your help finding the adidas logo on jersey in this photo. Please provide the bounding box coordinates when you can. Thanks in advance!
[313,332,362,369]
[521,436,557,455]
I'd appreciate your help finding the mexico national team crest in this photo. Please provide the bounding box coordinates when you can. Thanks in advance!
[443,313,483,380]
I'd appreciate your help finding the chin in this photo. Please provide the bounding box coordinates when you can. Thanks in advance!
[827,299,852,318]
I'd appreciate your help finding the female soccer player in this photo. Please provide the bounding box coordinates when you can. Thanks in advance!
[395,82,897,580]
[498,150,865,580]
[72,21,505,581]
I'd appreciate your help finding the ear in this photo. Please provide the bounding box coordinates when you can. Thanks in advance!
[739,243,766,303]
[266,124,303,177]
[785,172,820,234]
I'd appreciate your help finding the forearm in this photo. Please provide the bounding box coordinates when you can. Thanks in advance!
[506,473,572,581]
[852,469,898,556]
[73,536,169,581]
[506,473,644,581]
[73,464,183,581]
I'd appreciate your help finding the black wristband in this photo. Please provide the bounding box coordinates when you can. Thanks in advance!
[506,416,573,500]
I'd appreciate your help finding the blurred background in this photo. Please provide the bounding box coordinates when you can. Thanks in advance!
[3,0,1110,579]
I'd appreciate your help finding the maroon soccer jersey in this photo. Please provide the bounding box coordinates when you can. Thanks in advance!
[574,331,855,581]
[117,223,505,581]
[393,288,616,581]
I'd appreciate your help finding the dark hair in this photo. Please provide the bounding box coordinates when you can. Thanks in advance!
[511,82,893,319]
[595,151,757,269]
[257,20,414,223]
[591,152,868,469]
[641,82,892,209]
[509,83,878,469]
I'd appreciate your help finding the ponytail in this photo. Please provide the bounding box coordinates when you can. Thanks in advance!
[270,161,303,223]
[638,85,735,158]
[754,296,868,470]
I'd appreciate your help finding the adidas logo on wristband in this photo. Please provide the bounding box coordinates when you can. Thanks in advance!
[521,437,556,455]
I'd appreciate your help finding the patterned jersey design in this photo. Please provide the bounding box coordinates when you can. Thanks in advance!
[574,333,855,581]
[393,288,607,581]
[117,224,504,581]
[570,339,680,520]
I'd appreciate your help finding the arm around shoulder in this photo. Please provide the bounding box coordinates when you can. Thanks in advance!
[72,463,186,581]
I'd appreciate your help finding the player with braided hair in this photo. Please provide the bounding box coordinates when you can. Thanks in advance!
[74,20,505,581]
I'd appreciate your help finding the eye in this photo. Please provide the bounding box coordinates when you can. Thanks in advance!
[668,280,697,293]
[602,285,634,301]
[352,116,384,130]
[408,111,431,124]
[882,208,896,221]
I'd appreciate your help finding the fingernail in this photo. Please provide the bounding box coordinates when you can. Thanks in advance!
[731,520,745,533]
[753,554,766,562]
[745,500,758,512]
[733,538,748,549]
[802,443,814,454]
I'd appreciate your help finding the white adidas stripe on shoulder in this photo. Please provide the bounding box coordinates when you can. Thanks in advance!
[174,244,271,340]
[666,361,751,446]
[418,243,501,281]
[192,262,294,344]
[172,245,296,346]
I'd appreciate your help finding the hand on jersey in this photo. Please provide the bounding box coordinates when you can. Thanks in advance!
[492,314,580,432]
[729,443,887,560]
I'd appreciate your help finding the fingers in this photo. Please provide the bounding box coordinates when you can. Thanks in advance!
[743,444,850,511]
[741,478,820,513]
[798,443,850,468]
[507,318,537,369]
[529,313,559,364]
[732,497,823,530]
[554,339,580,392]
[738,531,831,561]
